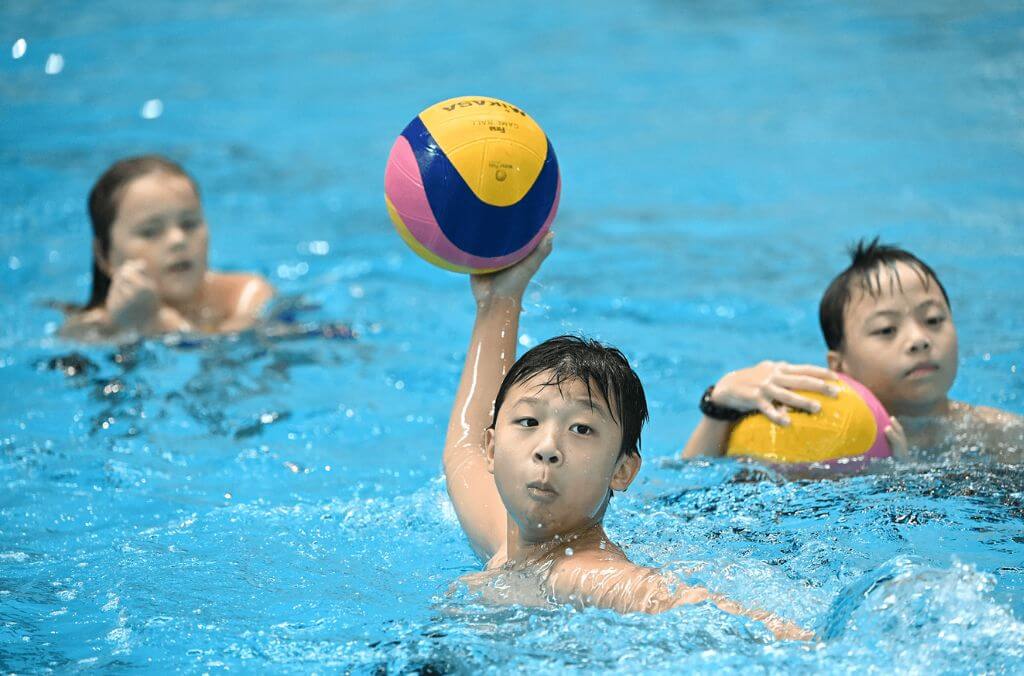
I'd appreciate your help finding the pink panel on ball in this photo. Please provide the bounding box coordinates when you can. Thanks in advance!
[385,136,560,272]
[838,373,892,459]
[385,136,440,233]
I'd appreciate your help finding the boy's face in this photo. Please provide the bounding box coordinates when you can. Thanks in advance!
[485,373,640,544]
[829,261,958,416]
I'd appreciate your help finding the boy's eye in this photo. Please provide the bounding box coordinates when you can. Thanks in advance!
[871,326,896,337]
[514,417,538,428]
[180,217,202,231]
[138,227,161,239]
[570,423,593,436]
[926,315,946,326]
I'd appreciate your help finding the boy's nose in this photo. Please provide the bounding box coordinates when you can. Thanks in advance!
[907,327,932,353]
[909,336,931,352]
[533,446,563,466]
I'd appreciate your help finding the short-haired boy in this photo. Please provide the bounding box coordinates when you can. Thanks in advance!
[682,239,1023,463]
[444,233,810,640]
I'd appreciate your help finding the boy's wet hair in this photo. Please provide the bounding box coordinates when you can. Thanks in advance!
[83,155,198,309]
[490,335,648,458]
[819,237,951,350]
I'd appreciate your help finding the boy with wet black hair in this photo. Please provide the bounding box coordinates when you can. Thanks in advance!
[682,238,1023,464]
[444,233,810,640]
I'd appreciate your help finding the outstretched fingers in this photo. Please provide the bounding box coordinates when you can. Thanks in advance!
[780,363,838,380]
[757,397,792,427]
[774,373,840,397]
[471,232,554,304]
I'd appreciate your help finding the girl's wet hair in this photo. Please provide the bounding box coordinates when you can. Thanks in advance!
[83,155,198,309]
[490,335,649,458]
[819,237,951,350]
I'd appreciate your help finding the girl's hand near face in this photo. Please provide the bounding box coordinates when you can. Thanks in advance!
[711,361,840,426]
[105,259,162,332]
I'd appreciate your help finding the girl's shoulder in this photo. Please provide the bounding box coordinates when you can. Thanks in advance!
[205,272,274,312]
[203,271,275,331]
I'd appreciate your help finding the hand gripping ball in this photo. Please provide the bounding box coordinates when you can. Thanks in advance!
[384,96,561,273]
[726,374,892,466]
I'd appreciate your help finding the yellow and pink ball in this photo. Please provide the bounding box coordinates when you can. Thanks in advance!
[727,374,893,467]
[384,96,560,274]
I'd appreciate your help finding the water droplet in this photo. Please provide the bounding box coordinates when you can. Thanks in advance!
[11,38,26,59]
[140,98,163,120]
[519,334,532,347]
[565,547,574,556]
[395,380,405,390]
[44,53,64,75]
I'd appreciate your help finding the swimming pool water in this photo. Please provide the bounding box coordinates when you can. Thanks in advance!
[2,0,1023,672]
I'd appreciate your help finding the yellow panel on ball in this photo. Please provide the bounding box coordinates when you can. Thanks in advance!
[726,379,880,464]
[418,96,548,207]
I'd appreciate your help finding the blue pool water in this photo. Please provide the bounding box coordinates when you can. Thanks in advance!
[2,0,1024,671]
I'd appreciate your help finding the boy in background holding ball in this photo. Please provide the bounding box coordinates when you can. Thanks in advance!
[681,239,1023,465]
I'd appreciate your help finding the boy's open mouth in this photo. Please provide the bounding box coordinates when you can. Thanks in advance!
[904,361,939,378]
[166,260,194,274]
[526,481,558,501]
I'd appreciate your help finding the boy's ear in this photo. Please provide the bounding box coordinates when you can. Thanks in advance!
[827,350,844,373]
[484,427,496,475]
[93,239,113,276]
[610,452,641,492]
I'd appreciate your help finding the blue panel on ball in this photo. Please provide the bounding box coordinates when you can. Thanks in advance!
[401,116,558,258]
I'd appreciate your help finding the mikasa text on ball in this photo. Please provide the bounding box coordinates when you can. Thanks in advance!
[384,96,561,273]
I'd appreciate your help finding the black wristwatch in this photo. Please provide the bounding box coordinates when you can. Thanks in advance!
[699,385,749,422]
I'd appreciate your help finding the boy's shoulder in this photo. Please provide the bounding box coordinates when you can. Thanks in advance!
[965,402,1023,425]
[953,401,1024,462]
[546,545,680,612]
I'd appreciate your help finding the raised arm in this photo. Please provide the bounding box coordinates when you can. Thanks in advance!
[681,361,839,458]
[443,234,554,560]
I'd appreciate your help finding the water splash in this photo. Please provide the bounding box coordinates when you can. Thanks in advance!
[44,53,63,75]
[140,99,163,120]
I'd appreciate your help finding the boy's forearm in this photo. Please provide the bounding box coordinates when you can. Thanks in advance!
[442,294,523,559]
[706,593,813,641]
[444,296,522,455]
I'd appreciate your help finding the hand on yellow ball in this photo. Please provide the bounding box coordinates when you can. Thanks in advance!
[711,361,841,426]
